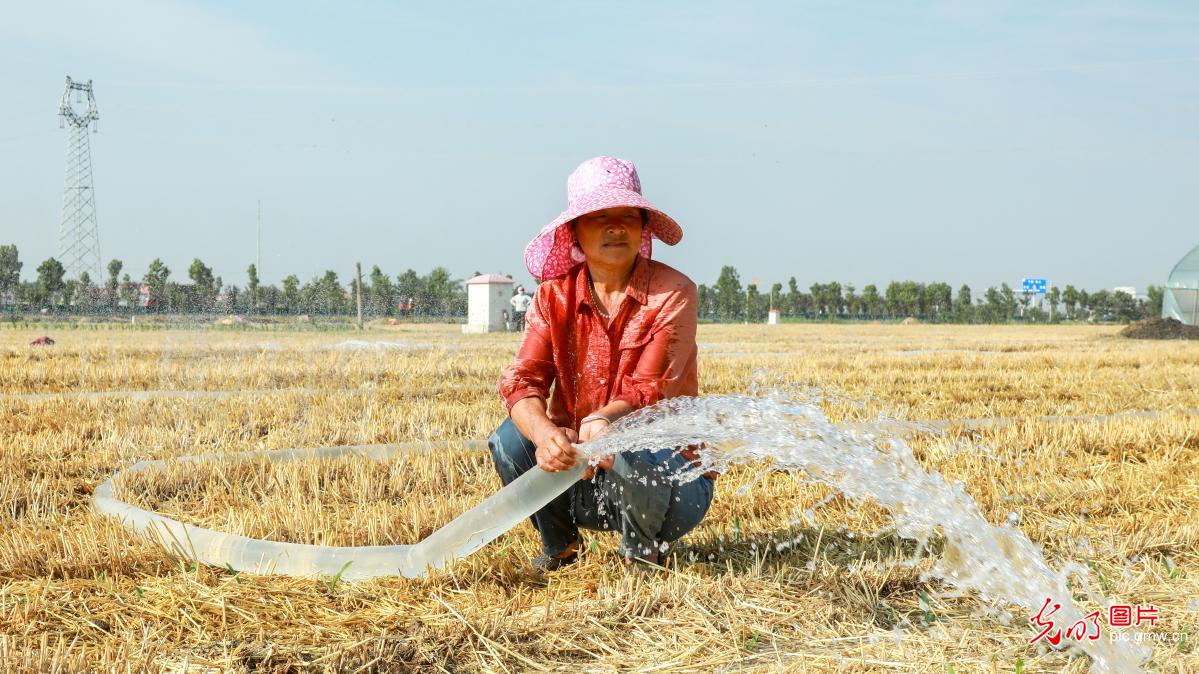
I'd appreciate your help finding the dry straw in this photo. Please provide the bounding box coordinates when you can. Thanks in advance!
[1,324,1197,672]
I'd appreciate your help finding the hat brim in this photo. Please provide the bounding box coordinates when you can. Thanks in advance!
[524,188,682,280]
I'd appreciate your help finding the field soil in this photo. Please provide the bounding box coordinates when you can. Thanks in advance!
[1120,317,1199,340]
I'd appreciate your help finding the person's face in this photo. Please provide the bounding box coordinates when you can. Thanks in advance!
[573,207,644,270]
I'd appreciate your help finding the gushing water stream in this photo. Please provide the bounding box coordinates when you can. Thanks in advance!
[581,391,1148,673]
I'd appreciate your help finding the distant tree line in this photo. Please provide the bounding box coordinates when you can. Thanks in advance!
[0,245,1165,323]
[697,265,1164,324]
[0,244,474,318]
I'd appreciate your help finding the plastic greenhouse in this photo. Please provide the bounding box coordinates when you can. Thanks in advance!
[1162,243,1199,325]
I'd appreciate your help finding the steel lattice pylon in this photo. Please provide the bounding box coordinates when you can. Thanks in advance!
[57,76,101,281]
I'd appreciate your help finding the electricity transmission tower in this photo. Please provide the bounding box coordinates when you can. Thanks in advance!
[57,76,101,281]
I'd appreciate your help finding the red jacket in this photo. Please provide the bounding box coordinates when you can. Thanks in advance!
[499,256,699,431]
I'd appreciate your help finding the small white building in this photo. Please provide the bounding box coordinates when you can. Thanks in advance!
[462,274,514,333]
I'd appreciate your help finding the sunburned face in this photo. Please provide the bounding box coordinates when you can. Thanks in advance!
[573,207,645,270]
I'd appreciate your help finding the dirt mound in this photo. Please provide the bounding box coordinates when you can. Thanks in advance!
[1120,318,1199,340]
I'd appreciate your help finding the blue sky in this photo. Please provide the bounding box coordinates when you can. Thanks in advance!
[1,1,1196,294]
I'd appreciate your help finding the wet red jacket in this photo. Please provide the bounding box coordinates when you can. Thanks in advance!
[499,257,699,432]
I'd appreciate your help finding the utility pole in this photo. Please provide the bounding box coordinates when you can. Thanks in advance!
[745,280,758,324]
[256,200,261,286]
[355,262,364,330]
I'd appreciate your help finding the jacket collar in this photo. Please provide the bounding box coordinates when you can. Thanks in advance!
[574,255,650,315]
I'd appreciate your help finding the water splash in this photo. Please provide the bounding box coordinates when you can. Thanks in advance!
[581,391,1148,673]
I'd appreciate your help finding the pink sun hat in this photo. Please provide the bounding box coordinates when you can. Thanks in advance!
[524,156,683,280]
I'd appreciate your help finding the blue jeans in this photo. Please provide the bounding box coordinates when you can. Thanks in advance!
[488,417,714,559]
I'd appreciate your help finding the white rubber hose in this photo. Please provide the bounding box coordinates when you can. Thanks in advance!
[92,440,586,581]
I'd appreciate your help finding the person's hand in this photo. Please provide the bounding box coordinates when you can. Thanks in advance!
[579,417,615,479]
[535,426,579,473]
[578,417,610,443]
[582,453,616,480]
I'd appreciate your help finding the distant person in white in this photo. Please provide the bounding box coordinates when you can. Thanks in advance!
[509,286,532,332]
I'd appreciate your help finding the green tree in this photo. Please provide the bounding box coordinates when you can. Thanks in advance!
[163,282,187,313]
[188,259,216,311]
[246,264,260,313]
[956,284,972,308]
[1018,290,1032,318]
[697,284,714,319]
[884,282,902,317]
[260,284,281,314]
[844,284,860,317]
[979,287,1000,322]
[62,279,78,310]
[885,281,924,317]
[1046,286,1062,322]
[320,270,343,314]
[223,284,241,313]
[395,269,422,314]
[368,265,394,316]
[1111,290,1137,322]
[827,282,844,316]
[143,258,171,311]
[0,244,21,307]
[746,281,761,322]
[926,282,953,317]
[1145,286,1164,318]
[116,273,135,308]
[785,277,800,317]
[713,265,743,320]
[282,274,300,314]
[299,277,320,314]
[1062,285,1079,320]
[954,285,973,322]
[1087,289,1111,321]
[861,284,881,317]
[810,282,843,317]
[77,271,96,312]
[106,259,123,311]
[999,284,1017,319]
[980,283,1017,322]
[36,257,66,308]
[423,267,459,316]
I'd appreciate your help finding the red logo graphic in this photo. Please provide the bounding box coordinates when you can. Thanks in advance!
[1029,597,1064,646]
[1030,598,1161,645]
[1108,605,1133,628]
[1064,611,1102,642]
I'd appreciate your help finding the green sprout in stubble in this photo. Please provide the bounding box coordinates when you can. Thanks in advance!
[324,561,353,593]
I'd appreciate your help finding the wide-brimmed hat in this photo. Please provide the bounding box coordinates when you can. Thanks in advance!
[524,156,682,280]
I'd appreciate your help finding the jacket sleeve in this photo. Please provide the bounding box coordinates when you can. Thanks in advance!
[498,287,556,411]
[611,281,698,409]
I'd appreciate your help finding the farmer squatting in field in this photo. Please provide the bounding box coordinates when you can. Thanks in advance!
[490,156,715,571]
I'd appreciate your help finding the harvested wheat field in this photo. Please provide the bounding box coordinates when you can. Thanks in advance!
[1,323,1197,673]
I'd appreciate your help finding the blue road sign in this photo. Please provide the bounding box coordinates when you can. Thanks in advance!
[1021,278,1048,295]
